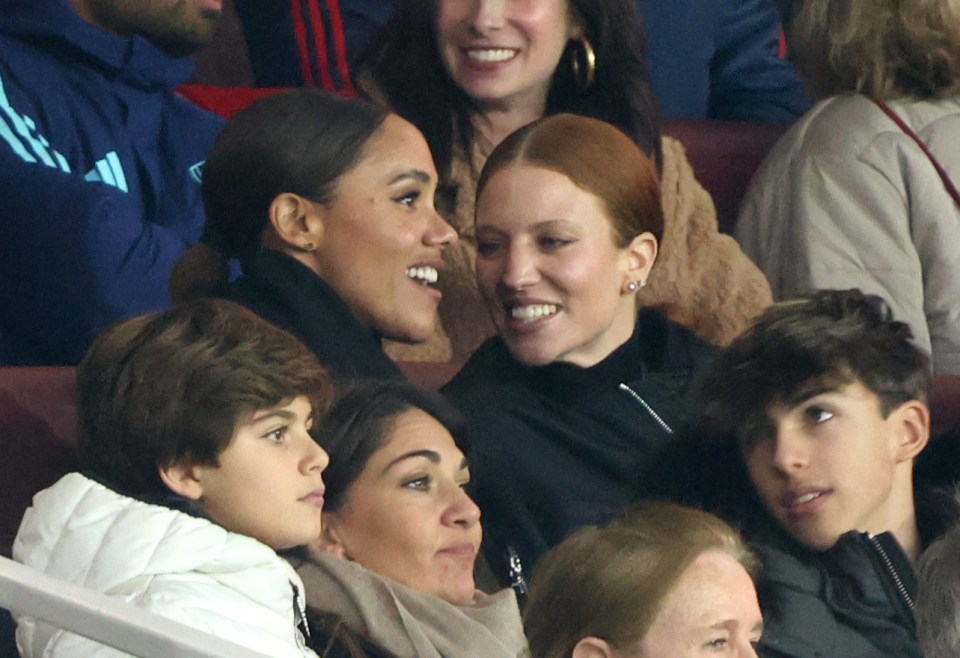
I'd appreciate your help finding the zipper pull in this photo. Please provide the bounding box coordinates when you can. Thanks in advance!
[507,546,527,596]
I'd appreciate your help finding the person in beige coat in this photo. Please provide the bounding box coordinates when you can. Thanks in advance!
[362,0,771,365]
[736,0,960,374]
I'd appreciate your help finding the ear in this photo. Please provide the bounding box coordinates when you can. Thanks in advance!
[267,192,324,252]
[309,513,350,559]
[158,461,204,501]
[622,231,658,290]
[890,399,930,462]
[567,5,585,40]
[572,636,620,658]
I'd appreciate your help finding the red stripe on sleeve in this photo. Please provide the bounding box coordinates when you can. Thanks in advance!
[306,0,337,91]
[324,0,356,95]
[291,0,317,86]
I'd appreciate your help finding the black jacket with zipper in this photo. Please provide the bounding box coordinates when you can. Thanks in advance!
[443,308,716,593]
[642,426,960,658]
[753,526,921,658]
[752,483,960,658]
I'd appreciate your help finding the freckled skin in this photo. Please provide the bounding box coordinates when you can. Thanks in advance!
[637,550,763,657]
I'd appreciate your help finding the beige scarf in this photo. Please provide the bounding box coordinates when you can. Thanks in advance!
[297,554,530,658]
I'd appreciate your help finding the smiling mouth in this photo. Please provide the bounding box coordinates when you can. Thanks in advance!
[467,48,517,63]
[406,266,439,286]
[782,489,829,511]
[510,303,558,323]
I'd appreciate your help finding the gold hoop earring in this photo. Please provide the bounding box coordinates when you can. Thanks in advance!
[570,36,596,92]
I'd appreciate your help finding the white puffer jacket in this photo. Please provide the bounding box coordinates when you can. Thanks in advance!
[13,473,318,658]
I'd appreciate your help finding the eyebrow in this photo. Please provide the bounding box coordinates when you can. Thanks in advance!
[784,385,840,409]
[381,450,471,475]
[709,619,764,633]
[251,408,297,424]
[382,449,440,474]
[388,169,432,185]
[531,219,576,229]
[475,218,576,234]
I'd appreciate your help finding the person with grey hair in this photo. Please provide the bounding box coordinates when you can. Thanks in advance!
[736,0,960,376]
[917,512,960,658]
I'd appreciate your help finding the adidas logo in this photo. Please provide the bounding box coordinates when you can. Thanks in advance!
[83,152,128,193]
[189,161,204,183]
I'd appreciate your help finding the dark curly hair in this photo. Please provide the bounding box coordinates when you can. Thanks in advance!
[695,288,930,445]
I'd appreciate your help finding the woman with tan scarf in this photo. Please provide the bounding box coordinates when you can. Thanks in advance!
[296,380,529,658]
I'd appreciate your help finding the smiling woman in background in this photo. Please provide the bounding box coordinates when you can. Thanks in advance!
[171,89,458,380]
[297,380,529,658]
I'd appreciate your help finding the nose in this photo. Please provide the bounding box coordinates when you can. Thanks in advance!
[443,487,482,528]
[424,210,458,248]
[499,243,539,291]
[470,0,506,33]
[771,425,807,474]
[302,435,330,475]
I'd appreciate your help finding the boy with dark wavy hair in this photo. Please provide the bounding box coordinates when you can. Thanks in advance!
[681,289,959,657]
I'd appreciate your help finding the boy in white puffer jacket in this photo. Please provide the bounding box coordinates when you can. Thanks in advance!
[13,299,334,658]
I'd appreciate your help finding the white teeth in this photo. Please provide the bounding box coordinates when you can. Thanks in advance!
[406,266,438,285]
[468,48,516,62]
[794,492,820,505]
[511,304,558,322]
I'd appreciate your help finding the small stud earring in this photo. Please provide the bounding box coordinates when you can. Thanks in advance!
[626,280,645,292]
[302,242,316,252]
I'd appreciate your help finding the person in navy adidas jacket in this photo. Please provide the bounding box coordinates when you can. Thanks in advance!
[0,0,225,364]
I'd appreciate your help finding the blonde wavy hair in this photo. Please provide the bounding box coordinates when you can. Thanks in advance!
[790,0,960,100]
